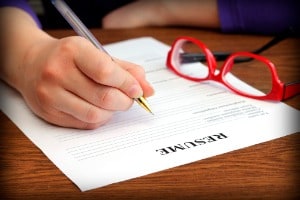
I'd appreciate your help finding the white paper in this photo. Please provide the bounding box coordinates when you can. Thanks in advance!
[0,37,299,191]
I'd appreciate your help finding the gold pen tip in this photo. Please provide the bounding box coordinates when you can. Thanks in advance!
[135,97,153,114]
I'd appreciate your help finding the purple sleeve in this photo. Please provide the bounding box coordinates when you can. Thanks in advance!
[0,0,42,28]
[217,0,300,35]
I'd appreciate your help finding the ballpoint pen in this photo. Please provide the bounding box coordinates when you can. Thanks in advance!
[51,0,153,114]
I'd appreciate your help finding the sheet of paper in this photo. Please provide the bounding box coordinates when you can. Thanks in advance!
[0,37,299,191]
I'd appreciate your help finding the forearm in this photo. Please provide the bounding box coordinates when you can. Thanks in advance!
[158,0,220,28]
[0,0,42,28]
[102,0,220,29]
[0,7,51,91]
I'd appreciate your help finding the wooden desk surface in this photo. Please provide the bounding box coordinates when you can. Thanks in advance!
[1,28,299,199]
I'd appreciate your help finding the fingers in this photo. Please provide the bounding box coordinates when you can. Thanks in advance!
[36,86,114,129]
[53,89,112,124]
[43,110,108,130]
[62,66,134,111]
[22,36,154,129]
[74,40,144,99]
[113,58,155,97]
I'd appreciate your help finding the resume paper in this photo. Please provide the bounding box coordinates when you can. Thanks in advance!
[0,37,299,191]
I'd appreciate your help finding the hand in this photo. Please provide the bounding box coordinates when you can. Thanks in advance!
[19,36,154,129]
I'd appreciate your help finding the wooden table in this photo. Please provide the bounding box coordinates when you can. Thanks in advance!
[1,28,299,199]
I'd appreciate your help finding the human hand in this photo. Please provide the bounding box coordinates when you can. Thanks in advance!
[19,36,154,129]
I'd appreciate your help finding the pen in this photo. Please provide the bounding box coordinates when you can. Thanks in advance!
[51,0,153,114]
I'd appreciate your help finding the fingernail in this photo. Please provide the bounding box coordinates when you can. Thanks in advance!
[146,80,155,96]
[129,84,143,98]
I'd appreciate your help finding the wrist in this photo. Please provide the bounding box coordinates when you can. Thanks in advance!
[0,7,52,92]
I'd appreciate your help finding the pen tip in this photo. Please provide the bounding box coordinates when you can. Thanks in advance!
[135,97,153,114]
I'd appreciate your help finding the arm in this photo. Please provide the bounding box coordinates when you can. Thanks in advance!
[102,0,220,29]
[0,0,41,27]
[102,0,300,35]
[0,6,154,129]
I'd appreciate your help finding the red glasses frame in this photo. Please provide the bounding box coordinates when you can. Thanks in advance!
[166,36,300,101]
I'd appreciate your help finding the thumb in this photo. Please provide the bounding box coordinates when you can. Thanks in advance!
[74,38,144,98]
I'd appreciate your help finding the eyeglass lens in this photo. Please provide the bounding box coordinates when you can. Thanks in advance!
[175,41,210,79]
[175,40,273,97]
[224,55,273,96]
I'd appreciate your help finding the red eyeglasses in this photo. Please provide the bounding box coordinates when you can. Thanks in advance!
[166,36,300,101]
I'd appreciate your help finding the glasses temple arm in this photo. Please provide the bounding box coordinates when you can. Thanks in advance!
[180,52,231,63]
[180,28,293,64]
[252,32,288,54]
[180,34,287,63]
[283,81,300,100]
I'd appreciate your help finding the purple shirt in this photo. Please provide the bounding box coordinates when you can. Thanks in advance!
[0,0,41,28]
[217,0,300,35]
[1,0,299,35]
